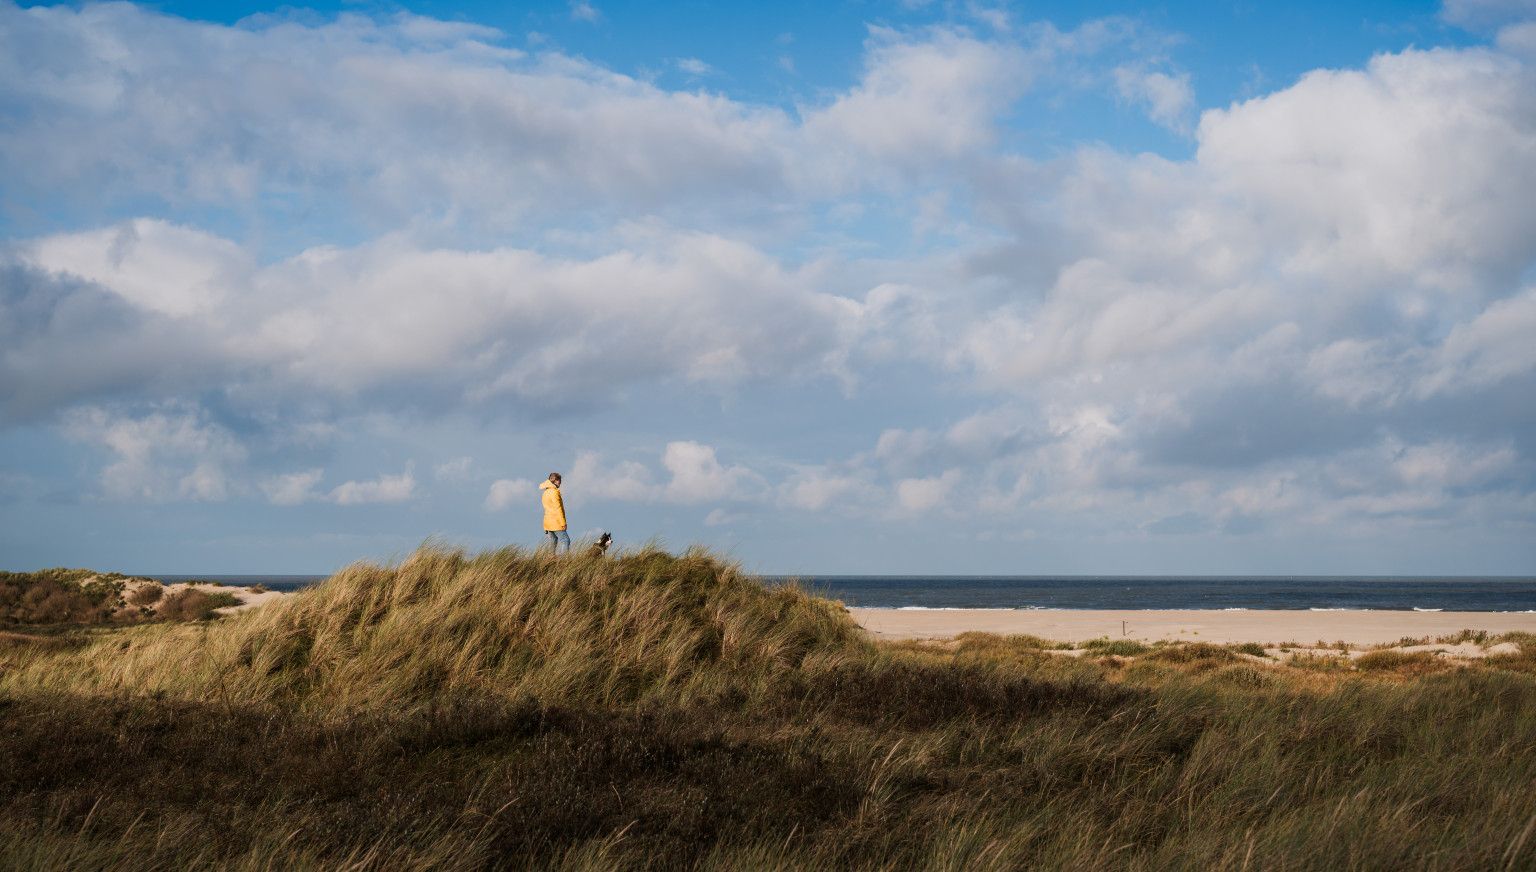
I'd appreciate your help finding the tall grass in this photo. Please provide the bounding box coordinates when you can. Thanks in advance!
[2,544,1535,870]
[0,544,868,712]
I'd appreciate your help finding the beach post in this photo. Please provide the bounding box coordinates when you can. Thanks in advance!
[1122,620,1127,636]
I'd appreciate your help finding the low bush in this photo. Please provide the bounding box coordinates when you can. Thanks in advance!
[158,590,228,622]
[0,571,123,626]
[127,582,164,607]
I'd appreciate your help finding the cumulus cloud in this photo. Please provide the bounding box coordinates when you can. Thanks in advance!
[557,442,765,506]
[5,220,858,417]
[261,469,324,506]
[484,477,534,511]
[1113,66,1194,132]
[329,467,416,505]
[2,2,1533,563]
[64,406,246,502]
[661,441,764,503]
[803,26,1030,169]
[0,3,798,230]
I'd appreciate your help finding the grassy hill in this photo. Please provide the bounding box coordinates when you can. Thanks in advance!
[2,545,1534,869]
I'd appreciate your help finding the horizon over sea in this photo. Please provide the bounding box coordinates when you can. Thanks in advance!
[153,573,1536,612]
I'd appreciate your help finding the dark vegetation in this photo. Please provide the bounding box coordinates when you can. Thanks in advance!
[156,588,240,622]
[0,570,129,626]
[1,546,1534,870]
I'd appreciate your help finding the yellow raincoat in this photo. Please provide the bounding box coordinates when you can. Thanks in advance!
[540,480,566,531]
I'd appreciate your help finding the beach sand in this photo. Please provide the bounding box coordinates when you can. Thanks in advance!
[851,607,1536,646]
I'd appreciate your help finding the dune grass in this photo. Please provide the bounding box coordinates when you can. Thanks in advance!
[2,545,1534,870]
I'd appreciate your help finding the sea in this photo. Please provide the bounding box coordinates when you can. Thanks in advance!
[155,574,1536,612]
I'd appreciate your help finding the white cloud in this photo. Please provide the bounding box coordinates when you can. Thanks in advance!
[1419,286,1536,395]
[570,451,656,502]
[9,222,858,414]
[330,467,416,505]
[0,3,799,227]
[803,26,1030,168]
[64,406,246,502]
[676,57,712,76]
[434,456,474,482]
[894,470,961,513]
[662,441,763,503]
[570,1,602,23]
[1442,0,1536,29]
[484,477,534,511]
[1113,66,1194,133]
[778,471,873,511]
[21,219,250,318]
[261,469,323,505]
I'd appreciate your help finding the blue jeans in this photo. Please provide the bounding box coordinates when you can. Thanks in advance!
[545,529,570,555]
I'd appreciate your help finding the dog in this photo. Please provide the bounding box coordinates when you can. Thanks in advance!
[588,531,613,557]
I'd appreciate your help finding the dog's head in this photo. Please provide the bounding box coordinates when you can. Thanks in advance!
[597,532,613,547]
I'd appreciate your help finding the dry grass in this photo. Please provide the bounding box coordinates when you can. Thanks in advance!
[2,544,1535,870]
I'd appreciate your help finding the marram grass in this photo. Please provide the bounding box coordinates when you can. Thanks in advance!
[0,544,869,712]
[2,544,1535,870]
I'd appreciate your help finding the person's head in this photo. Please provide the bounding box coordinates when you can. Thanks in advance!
[548,472,562,486]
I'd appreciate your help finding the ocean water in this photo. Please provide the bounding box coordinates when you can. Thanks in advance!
[155,574,1536,612]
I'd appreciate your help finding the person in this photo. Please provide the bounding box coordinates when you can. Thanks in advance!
[540,472,569,555]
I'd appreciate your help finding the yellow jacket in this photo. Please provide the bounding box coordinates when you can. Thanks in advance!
[540,480,566,531]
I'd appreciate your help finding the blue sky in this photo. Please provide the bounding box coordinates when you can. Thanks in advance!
[2,0,1534,575]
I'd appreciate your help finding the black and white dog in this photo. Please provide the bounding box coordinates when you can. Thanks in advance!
[589,531,613,557]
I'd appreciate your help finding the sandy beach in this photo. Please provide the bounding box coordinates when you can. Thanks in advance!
[851,607,1536,645]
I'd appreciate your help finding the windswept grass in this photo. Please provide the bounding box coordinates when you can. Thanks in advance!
[2,544,1534,870]
[0,544,868,712]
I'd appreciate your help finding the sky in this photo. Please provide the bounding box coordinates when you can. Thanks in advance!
[1,0,1534,576]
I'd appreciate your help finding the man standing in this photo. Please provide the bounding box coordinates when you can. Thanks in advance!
[540,472,569,555]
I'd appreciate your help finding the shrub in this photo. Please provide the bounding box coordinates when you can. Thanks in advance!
[127,582,165,607]
[1230,642,1268,657]
[158,589,231,621]
[0,572,121,625]
[249,583,269,594]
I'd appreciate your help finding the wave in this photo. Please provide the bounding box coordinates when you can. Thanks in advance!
[894,606,1018,611]
[1308,607,1361,612]
[1413,607,1444,612]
